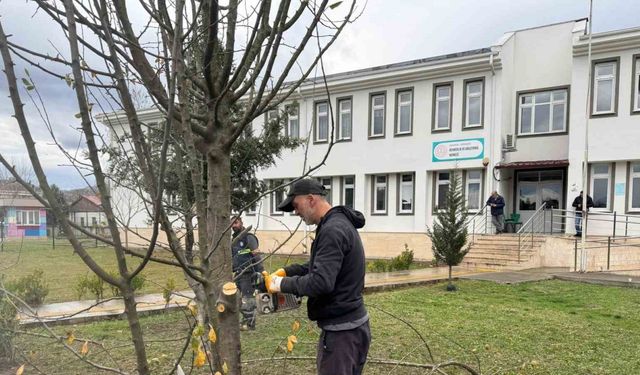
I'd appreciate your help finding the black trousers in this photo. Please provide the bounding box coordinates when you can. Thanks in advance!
[317,320,371,375]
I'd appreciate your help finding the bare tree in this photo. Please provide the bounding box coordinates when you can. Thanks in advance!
[0,1,357,374]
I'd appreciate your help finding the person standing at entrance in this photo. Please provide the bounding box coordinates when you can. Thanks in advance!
[572,191,594,237]
[486,191,505,234]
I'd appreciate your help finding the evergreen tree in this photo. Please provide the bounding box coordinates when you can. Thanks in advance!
[427,171,469,291]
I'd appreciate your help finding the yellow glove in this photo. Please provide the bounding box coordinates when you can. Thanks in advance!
[261,271,282,293]
[272,268,286,277]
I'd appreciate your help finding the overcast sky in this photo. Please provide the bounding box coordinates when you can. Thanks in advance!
[1,0,639,189]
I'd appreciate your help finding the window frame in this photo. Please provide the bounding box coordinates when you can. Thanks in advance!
[316,177,333,205]
[270,179,286,216]
[515,86,570,137]
[432,171,452,212]
[341,175,356,209]
[368,92,386,139]
[285,103,300,139]
[313,100,329,144]
[16,209,39,226]
[632,54,640,115]
[336,96,353,142]
[462,78,485,129]
[432,82,453,133]
[371,174,388,215]
[628,162,640,212]
[589,163,614,211]
[396,172,415,215]
[590,57,620,117]
[264,109,278,125]
[394,88,414,136]
[463,169,483,212]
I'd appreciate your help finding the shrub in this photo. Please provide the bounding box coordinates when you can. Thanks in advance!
[6,268,49,307]
[0,280,18,362]
[389,244,414,271]
[367,259,388,273]
[163,277,176,304]
[75,273,105,302]
[107,271,146,297]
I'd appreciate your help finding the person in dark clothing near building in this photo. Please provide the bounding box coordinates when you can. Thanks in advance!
[261,178,370,375]
[231,217,263,331]
[572,191,594,237]
[486,191,506,234]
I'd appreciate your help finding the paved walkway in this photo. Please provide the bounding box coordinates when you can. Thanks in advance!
[18,266,489,327]
[18,266,640,327]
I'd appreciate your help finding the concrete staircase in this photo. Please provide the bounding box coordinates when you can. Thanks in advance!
[461,234,546,270]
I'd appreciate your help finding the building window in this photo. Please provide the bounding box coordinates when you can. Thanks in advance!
[395,89,413,135]
[592,60,618,115]
[518,89,567,135]
[633,56,640,113]
[16,210,39,225]
[372,175,387,214]
[80,217,85,227]
[270,179,286,215]
[265,109,278,124]
[433,83,452,131]
[397,173,414,214]
[435,171,450,210]
[286,104,299,138]
[369,93,386,138]
[464,79,484,128]
[341,176,355,209]
[590,164,611,210]
[315,101,329,142]
[629,163,640,211]
[465,170,482,211]
[337,98,352,141]
[317,177,332,204]
[246,201,257,215]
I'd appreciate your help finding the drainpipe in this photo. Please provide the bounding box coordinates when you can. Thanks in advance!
[489,52,497,194]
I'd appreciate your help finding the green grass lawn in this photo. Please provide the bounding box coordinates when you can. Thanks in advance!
[0,239,314,303]
[0,239,430,304]
[6,280,640,374]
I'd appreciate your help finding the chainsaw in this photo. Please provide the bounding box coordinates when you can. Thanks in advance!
[253,272,302,314]
[255,291,302,314]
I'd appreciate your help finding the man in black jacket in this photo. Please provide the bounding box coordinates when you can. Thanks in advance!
[572,191,594,236]
[231,217,263,330]
[263,178,370,375]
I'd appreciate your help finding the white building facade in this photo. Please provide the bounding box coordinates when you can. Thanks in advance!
[102,19,640,259]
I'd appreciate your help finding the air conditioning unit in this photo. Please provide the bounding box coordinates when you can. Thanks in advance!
[504,133,516,150]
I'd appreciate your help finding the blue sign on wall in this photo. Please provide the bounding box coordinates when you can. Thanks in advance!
[432,138,484,162]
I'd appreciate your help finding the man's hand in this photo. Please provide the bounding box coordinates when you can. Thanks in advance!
[272,268,286,277]
[262,271,283,293]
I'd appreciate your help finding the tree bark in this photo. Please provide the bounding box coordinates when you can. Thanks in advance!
[205,149,241,374]
[121,288,150,375]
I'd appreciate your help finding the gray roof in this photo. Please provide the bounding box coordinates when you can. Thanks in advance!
[300,47,493,85]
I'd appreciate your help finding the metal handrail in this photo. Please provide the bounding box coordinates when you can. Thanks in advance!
[465,204,489,245]
[549,208,640,237]
[568,235,640,272]
[516,202,548,262]
[517,202,547,235]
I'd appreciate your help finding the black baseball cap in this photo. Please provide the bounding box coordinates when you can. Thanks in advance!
[277,178,326,212]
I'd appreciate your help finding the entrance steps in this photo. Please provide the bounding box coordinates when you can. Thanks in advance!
[461,234,545,270]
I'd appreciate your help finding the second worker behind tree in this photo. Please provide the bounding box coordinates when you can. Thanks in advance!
[231,216,264,331]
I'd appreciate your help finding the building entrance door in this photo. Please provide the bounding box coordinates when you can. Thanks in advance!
[517,170,564,233]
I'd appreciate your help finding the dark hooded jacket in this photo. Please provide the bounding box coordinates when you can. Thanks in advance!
[280,206,367,326]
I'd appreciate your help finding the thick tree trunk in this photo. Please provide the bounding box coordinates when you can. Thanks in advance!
[205,149,241,374]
